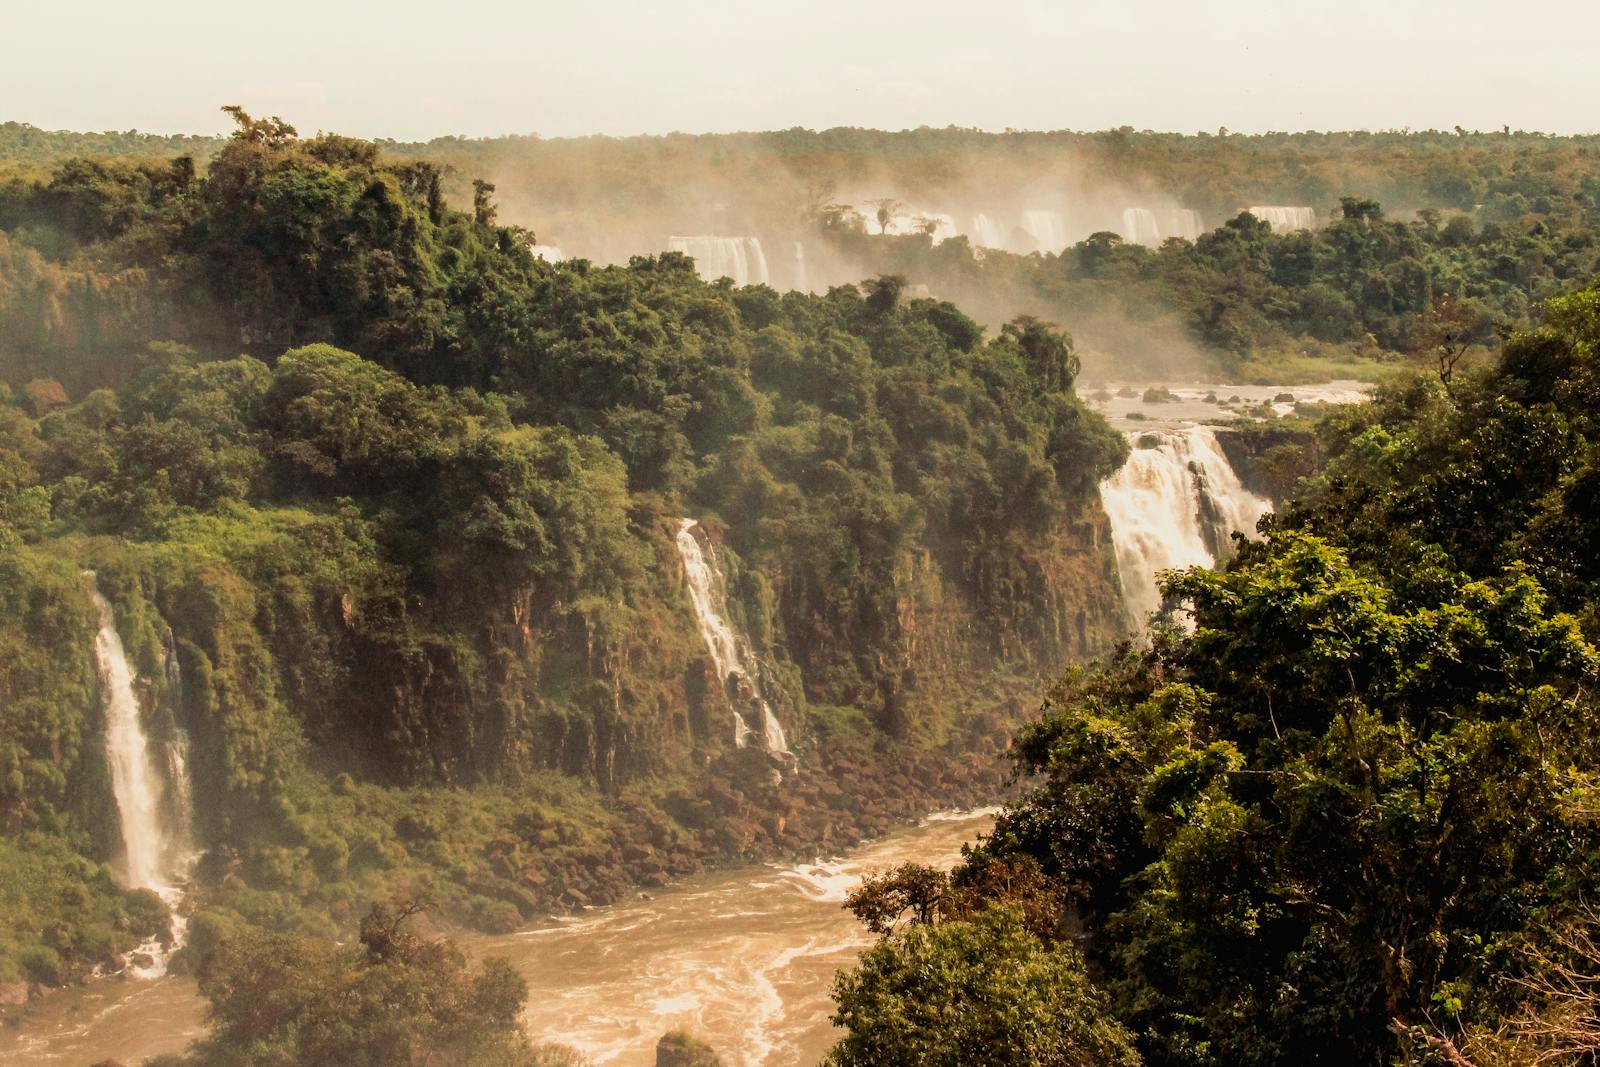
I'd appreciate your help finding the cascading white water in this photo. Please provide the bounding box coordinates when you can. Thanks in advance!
[1247,205,1317,232]
[87,576,194,976]
[1021,209,1071,253]
[668,236,771,287]
[970,213,1004,249]
[1121,207,1163,246]
[791,241,810,293]
[1164,208,1204,241]
[529,244,565,261]
[674,520,793,758]
[1099,428,1272,630]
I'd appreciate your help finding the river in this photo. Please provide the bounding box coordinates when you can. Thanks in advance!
[1,809,996,1067]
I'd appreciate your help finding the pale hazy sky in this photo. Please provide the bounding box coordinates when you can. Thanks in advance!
[6,0,1598,139]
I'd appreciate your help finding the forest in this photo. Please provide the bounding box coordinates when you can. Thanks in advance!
[825,284,1600,1065]
[0,110,1125,993]
[8,121,1599,382]
[3,109,1600,1065]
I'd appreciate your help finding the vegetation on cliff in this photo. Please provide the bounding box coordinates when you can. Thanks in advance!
[0,110,1126,986]
[830,284,1600,1064]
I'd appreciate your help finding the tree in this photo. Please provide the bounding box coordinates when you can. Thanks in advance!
[473,179,498,226]
[869,197,902,235]
[825,906,1140,1067]
[844,863,949,935]
[1415,293,1493,398]
[181,900,552,1067]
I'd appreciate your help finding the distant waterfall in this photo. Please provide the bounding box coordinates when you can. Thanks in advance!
[1165,208,1204,241]
[88,575,195,975]
[1021,209,1070,253]
[529,244,565,262]
[1099,428,1271,630]
[668,236,771,287]
[1121,208,1162,246]
[1247,206,1317,232]
[792,241,811,293]
[970,213,1004,248]
[1123,208,1204,245]
[674,520,793,760]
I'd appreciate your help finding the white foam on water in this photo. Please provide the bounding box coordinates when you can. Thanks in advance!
[1099,428,1271,631]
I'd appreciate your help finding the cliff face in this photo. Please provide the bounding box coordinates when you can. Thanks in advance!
[1214,425,1323,506]
[43,499,1117,931]
[76,492,1121,797]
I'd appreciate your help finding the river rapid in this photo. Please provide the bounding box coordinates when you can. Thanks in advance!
[1,809,996,1067]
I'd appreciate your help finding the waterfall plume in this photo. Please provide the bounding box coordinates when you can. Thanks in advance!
[668,236,770,286]
[1098,428,1271,630]
[87,574,195,975]
[1247,205,1317,232]
[674,520,793,761]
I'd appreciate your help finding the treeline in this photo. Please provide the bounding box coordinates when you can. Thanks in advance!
[824,283,1600,1065]
[838,194,1600,378]
[0,110,1125,986]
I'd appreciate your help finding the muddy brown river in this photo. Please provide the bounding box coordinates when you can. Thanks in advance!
[2,808,996,1066]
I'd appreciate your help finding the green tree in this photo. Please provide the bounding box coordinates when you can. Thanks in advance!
[182,901,549,1067]
[826,906,1140,1067]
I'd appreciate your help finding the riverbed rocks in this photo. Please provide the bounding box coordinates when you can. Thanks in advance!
[656,1030,724,1066]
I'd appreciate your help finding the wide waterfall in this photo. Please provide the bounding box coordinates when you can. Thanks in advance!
[1164,208,1204,241]
[1123,208,1204,245]
[1247,205,1317,232]
[970,213,1004,248]
[674,520,793,759]
[1121,208,1163,246]
[87,576,195,975]
[1099,428,1272,630]
[1021,209,1071,253]
[667,236,771,287]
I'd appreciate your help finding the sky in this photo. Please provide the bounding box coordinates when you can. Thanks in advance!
[5,0,1598,140]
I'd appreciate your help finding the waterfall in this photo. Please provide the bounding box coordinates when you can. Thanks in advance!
[529,244,565,262]
[792,241,811,293]
[1247,206,1317,232]
[87,575,195,976]
[1099,428,1271,630]
[674,520,793,760]
[1021,209,1070,253]
[1121,208,1162,246]
[1165,208,1204,241]
[667,236,771,287]
[970,213,1004,249]
[1124,208,1203,245]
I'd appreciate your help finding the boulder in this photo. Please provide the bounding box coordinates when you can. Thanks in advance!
[656,1030,723,1067]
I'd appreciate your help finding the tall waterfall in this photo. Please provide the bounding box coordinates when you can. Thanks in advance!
[1165,208,1204,241]
[674,520,793,759]
[667,236,771,287]
[970,213,1004,249]
[792,241,811,293]
[1123,208,1204,245]
[1021,209,1071,253]
[88,576,195,975]
[1247,206,1317,232]
[1121,208,1162,246]
[1099,428,1271,629]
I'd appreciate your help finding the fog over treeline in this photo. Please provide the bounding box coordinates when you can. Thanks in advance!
[4,120,1599,385]
[386,126,1600,379]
